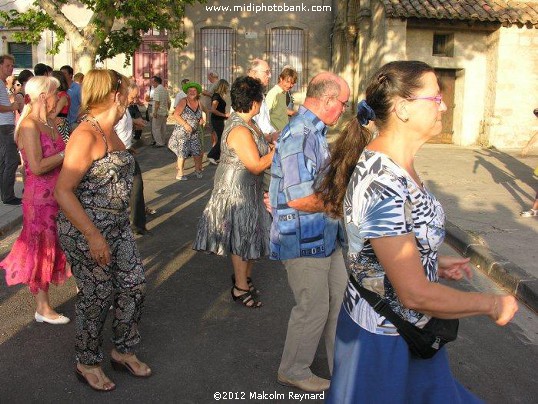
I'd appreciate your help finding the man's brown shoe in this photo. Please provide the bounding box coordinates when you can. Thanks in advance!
[277,373,330,392]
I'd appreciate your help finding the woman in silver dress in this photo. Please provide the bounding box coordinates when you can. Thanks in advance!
[193,76,275,308]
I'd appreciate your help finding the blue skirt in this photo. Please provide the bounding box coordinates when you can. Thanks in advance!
[326,307,484,404]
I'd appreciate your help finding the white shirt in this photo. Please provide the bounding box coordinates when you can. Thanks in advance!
[174,90,187,108]
[115,110,133,149]
[153,84,169,116]
[0,81,15,125]
[230,96,276,135]
[252,97,276,134]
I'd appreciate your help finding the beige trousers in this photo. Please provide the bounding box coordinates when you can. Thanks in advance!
[278,247,348,380]
[152,115,168,146]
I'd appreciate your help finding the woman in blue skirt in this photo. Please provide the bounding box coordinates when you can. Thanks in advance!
[315,61,519,403]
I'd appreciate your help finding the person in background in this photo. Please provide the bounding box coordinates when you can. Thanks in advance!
[55,69,151,392]
[168,81,204,180]
[6,74,16,97]
[34,63,52,77]
[0,75,71,325]
[316,61,518,403]
[14,69,34,114]
[247,59,278,141]
[173,78,190,109]
[0,54,22,206]
[193,76,274,308]
[265,67,298,131]
[128,85,145,142]
[201,71,220,147]
[151,75,169,147]
[116,82,153,235]
[60,65,81,131]
[73,72,84,85]
[206,79,230,165]
[144,79,154,123]
[269,72,350,393]
[50,70,71,143]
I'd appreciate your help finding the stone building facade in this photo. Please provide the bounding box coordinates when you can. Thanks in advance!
[1,0,536,147]
[335,0,538,147]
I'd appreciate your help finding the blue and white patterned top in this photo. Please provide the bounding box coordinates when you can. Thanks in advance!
[269,106,342,260]
[342,149,445,335]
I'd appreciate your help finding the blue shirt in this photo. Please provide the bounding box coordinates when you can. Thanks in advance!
[269,106,341,260]
[67,81,81,125]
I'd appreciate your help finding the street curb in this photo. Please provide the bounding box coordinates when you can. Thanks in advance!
[0,209,22,239]
[445,220,538,313]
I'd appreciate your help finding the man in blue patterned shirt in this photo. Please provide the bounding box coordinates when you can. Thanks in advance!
[270,72,349,393]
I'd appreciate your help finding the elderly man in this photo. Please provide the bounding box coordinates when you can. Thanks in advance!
[0,55,21,205]
[269,72,350,393]
[115,82,154,235]
[246,59,279,141]
[151,76,169,147]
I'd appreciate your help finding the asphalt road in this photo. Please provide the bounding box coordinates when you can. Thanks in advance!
[0,144,536,403]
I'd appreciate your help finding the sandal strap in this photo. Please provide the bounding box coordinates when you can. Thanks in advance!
[232,285,262,308]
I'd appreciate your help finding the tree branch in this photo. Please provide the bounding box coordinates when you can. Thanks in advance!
[37,0,82,40]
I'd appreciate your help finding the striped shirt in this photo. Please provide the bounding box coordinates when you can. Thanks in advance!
[0,81,15,125]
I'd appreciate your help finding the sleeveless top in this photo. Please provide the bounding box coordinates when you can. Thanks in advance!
[75,117,135,213]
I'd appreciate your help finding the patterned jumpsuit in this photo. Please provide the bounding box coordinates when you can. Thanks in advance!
[57,126,146,365]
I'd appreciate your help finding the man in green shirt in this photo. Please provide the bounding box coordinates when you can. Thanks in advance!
[265,67,298,131]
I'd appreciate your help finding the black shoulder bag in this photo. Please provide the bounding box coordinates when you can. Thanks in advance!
[349,276,459,359]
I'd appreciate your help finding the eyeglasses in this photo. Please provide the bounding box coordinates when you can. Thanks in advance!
[336,99,349,109]
[332,97,349,109]
[322,94,349,109]
[407,94,443,105]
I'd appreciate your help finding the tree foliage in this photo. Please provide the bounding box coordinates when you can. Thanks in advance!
[0,0,203,71]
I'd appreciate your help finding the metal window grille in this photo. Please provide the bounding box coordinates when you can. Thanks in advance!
[268,28,305,92]
[199,28,234,88]
[8,42,32,68]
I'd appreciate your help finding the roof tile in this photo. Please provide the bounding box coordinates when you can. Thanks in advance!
[381,0,538,26]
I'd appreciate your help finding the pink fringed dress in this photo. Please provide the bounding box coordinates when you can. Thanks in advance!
[0,131,71,294]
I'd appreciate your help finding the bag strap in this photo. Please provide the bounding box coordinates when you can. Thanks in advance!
[348,275,415,331]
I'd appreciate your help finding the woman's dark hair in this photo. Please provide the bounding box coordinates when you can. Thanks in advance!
[231,76,264,112]
[316,60,435,218]
[17,69,34,87]
[52,70,69,92]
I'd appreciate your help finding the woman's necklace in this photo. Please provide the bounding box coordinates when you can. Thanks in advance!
[87,114,107,138]
[39,118,54,130]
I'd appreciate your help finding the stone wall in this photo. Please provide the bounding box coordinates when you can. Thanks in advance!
[488,27,538,148]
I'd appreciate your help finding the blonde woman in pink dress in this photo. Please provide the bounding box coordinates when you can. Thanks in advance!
[0,75,71,324]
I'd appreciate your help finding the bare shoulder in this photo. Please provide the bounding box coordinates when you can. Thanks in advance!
[19,116,39,132]
[66,122,103,160]
[17,117,40,147]
[228,125,251,140]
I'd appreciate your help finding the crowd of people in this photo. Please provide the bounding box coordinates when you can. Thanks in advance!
[0,52,529,401]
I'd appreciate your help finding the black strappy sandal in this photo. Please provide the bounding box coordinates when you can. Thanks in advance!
[231,275,260,295]
[231,285,262,308]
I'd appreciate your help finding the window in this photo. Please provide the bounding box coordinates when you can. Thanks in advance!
[8,42,32,68]
[199,27,234,88]
[433,34,454,57]
[269,27,305,91]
